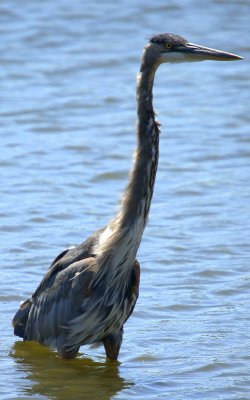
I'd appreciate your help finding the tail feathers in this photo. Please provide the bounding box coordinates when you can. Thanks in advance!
[12,299,32,338]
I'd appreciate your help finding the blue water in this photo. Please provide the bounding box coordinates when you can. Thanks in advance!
[1,0,249,399]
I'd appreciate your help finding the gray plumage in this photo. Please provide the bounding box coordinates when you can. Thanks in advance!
[12,33,242,360]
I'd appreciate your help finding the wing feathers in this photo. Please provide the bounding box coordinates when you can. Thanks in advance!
[25,258,96,346]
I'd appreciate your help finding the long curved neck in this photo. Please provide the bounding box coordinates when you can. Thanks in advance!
[96,52,161,266]
[118,60,160,232]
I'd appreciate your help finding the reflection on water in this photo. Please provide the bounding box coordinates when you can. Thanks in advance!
[11,342,129,400]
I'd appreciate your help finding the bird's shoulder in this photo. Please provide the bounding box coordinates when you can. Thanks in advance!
[32,227,105,299]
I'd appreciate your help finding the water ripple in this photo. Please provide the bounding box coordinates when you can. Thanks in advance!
[1,1,249,400]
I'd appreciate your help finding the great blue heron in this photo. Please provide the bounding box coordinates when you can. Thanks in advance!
[12,33,242,360]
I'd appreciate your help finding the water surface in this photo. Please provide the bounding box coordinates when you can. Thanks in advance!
[1,0,249,399]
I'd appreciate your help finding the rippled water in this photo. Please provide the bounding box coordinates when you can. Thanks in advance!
[1,0,249,399]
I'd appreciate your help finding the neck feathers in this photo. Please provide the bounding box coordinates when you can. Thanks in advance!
[119,62,160,230]
[96,56,160,264]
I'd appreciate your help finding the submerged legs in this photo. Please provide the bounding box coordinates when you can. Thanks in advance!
[102,328,123,360]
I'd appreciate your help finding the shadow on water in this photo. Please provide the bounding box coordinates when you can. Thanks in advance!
[11,341,131,400]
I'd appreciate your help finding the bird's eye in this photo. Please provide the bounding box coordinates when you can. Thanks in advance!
[165,42,172,49]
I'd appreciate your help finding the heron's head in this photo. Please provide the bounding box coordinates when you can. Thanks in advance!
[146,33,243,64]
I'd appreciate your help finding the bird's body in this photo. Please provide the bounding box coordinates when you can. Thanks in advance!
[13,227,140,359]
[13,33,242,360]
